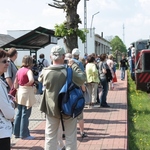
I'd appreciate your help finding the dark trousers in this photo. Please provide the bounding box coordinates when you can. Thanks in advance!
[100,78,109,105]
[97,87,100,103]
[0,137,10,150]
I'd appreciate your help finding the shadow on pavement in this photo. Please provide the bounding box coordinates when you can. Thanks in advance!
[11,146,44,150]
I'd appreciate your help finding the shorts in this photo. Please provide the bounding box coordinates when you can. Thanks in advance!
[77,111,83,121]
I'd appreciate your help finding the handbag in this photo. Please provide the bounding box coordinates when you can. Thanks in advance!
[9,74,18,97]
[112,73,117,82]
[8,86,18,108]
[9,85,17,97]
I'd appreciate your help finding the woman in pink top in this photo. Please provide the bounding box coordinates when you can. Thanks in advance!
[13,55,36,140]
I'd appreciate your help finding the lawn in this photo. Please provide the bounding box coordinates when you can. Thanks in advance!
[128,73,150,150]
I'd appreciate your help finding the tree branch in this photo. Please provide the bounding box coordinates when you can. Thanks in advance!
[48,3,65,9]
[48,0,66,9]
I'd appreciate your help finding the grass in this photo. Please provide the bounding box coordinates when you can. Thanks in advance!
[128,72,150,150]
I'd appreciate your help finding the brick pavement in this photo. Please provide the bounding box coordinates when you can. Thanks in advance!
[11,70,128,150]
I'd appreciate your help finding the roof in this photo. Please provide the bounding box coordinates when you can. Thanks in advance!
[1,26,58,51]
[0,34,15,48]
[95,34,110,44]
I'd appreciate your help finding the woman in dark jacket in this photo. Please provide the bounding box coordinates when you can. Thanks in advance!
[98,54,110,107]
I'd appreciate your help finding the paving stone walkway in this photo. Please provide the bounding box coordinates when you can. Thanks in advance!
[11,70,128,150]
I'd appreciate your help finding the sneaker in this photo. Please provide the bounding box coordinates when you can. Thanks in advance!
[62,133,65,140]
[22,136,35,140]
[100,104,110,108]
[80,132,88,138]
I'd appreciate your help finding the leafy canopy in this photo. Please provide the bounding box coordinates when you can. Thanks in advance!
[110,36,127,54]
[55,23,88,43]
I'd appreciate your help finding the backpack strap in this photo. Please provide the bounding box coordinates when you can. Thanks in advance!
[98,62,103,74]
[38,59,45,64]
[66,67,72,86]
[60,67,73,134]
[59,67,72,93]
[41,59,45,66]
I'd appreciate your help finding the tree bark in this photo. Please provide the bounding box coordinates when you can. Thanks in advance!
[64,0,81,52]
[49,0,81,53]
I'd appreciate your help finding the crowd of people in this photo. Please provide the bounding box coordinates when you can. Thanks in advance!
[0,46,128,150]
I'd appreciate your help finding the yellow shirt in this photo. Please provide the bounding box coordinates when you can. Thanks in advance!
[85,63,100,83]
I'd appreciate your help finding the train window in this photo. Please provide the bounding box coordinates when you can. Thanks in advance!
[137,42,147,50]
[144,53,150,70]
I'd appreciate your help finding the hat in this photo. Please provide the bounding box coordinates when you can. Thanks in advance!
[129,44,133,48]
[51,45,65,56]
[72,48,80,55]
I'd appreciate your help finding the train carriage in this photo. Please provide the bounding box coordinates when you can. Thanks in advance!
[129,39,150,92]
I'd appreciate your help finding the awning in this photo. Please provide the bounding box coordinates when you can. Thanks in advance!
[1,26,58,51]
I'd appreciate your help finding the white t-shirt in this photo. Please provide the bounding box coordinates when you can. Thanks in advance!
[38,58,49,67]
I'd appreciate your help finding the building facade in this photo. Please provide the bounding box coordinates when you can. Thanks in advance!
[1,27,111,66]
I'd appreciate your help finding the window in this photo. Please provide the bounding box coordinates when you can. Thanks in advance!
[144,53,150,70]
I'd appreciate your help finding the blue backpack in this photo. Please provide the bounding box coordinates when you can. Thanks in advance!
[58,67,85,118]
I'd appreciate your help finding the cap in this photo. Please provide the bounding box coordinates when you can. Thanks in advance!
[51,45,65,56]
[72,48,80,55]
[129,44,133,47]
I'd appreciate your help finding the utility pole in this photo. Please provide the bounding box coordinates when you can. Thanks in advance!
[123,24,125,44]
[84,0,89,54]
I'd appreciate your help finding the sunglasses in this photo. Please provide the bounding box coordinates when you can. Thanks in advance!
[0,60,10,64]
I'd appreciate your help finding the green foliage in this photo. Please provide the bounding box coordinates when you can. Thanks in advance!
[54,23,88,43]
[128,71,150,150]
[110,36,127,54]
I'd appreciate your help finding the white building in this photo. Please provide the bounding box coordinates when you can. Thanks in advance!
[1,27,111,66]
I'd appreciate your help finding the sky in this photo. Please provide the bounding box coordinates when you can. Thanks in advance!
[0,0,150,48]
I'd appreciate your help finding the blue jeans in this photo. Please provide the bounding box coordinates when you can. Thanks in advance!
[100,78,109,106]
[121,67,126,79]
[38,82,43,94]
[13,104,32,138]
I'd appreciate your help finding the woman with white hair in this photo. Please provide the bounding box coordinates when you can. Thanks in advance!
[0,49,15,150]
[107,54,115,90]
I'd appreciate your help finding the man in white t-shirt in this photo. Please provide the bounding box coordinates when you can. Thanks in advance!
[38,54,49,68]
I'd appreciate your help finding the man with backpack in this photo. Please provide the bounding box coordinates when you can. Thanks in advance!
[37,54,49,94]
[38,45,86,150]
[38,54,49,72]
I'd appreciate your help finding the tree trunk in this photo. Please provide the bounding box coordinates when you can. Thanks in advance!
[64,0,80,53]
[65,35,78,53]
